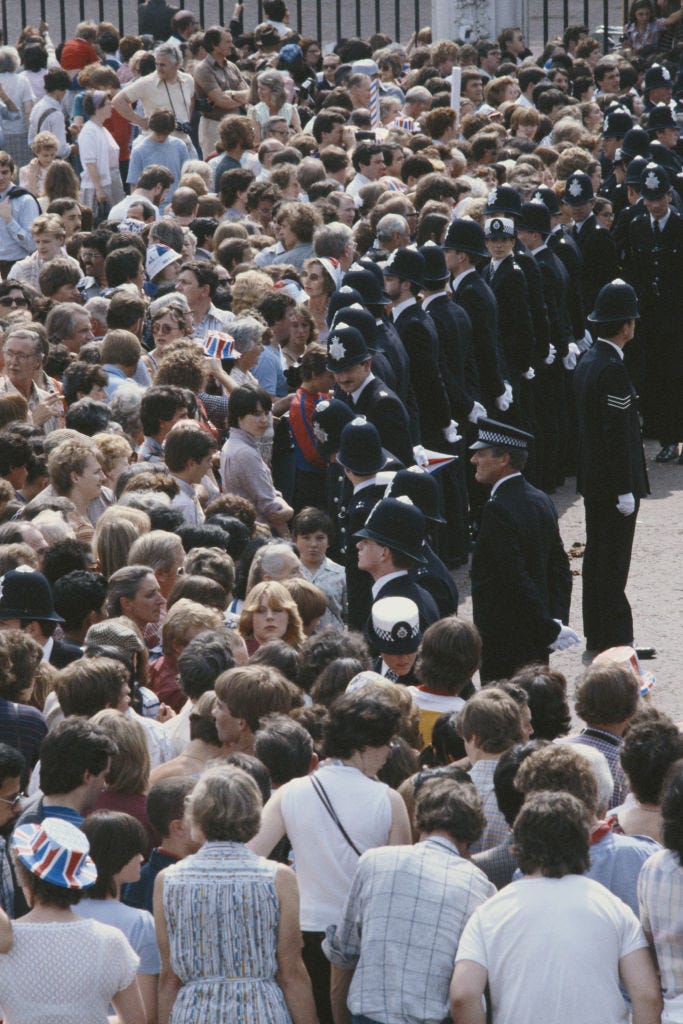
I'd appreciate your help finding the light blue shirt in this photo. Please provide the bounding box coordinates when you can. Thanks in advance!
[0,187,38,261]
[127,135,188,210]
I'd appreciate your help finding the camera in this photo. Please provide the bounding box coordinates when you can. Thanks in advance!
[176,120,192,135]
[195,97,215,114]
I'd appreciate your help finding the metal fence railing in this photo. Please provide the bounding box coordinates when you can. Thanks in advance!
[1,0,629,58]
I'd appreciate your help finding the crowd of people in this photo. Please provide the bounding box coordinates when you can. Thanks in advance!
[0,1,681,1022]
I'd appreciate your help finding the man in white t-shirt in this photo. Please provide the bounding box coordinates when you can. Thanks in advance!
[450,790,662,1024]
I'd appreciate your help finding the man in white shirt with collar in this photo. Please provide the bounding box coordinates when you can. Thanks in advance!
[112,43,195,154]
[469,417,576,681]
[574,280,650,657]
[164,424,217,527]
[175,260,234,340]
[346,141,386,206]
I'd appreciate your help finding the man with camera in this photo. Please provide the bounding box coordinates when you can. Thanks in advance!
[113,42,197,155]
[194,27,251,159]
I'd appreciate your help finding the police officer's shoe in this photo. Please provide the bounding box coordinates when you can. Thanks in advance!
[655,444,679,462]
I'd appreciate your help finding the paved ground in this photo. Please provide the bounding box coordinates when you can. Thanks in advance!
[452,438,683,726]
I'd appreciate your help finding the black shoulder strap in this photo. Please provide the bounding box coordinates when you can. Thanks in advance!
[310,773,362,856]
[6,186,41,217]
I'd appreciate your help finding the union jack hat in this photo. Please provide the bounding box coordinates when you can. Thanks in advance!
[204,331,236,360]
[12,818,97,890]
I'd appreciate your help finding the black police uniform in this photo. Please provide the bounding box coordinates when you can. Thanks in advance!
[574,335,649,651]
[573,213,619,316]
[337,376,414,468]
[392,300,453,448]
[451,271,505,410]
[344,479,389,631]
[626,206,683,444]
[471,473,571,683]
[410,540,459,618]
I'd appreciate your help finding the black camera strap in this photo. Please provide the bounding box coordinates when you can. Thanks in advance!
[310,773,362,857]
[163,80,191,125]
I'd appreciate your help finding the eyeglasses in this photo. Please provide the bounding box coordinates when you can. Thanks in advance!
[0,296,29,307]
[0,792,25,810]
[3,349,36,361]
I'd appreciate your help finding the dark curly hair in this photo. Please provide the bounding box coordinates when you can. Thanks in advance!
[661,759,683,861]
[511,665,571,740]
[620,708,683,806]
[514,790,591,878]
[323,690,401,759]
[298,627,371,694]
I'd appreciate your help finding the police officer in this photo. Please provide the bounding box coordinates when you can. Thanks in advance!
[646,104,681,175]
[626,162,683,462]
[574,280,650,655]
[311,397,354,559]
[444,219,507,415]
[382,248,459,450]
[326,322,414,466]
[563,170,619,316]
[469,418,576,682]
[385,467,459,617]
[341,264,420,437]
[419,241,482,564]
[353,496,440,632]
[336,416,395,631]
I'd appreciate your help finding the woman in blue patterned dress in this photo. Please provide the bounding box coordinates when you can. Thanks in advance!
[154,765,318,1024]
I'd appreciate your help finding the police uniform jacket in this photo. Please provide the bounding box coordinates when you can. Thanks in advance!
[409,540,459,618]
[626,208,683,330]
[573,340,649,502]
[372,572,440,632]
[471,474,571,677]
[534,246,572,358]
[424,293,480,420]
[344,480,388,631]
[483,255,535,375]
[547,228,585,340]
[514,249,550,366]
[392,301,452,448]
[376,317,420,442]
[573,213,619,316]
[335,376,414,468]
[452,270,505,401]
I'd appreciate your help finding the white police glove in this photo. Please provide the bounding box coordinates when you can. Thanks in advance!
[523,367,536,380]
[442,420,461,444]
[550,622,582,651]
[544,344,557,365]
[577,330,593,353]
[616,492,636,516]
[562,342,581,371]
[468,401,487,424]
[495,382,513,412]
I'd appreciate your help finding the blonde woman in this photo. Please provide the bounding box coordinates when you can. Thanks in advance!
[239,580,305,655]
[19,130,59,196]
[92,507,151,578]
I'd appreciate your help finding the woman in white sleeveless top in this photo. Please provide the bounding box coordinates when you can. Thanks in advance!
[250,688,412,1024]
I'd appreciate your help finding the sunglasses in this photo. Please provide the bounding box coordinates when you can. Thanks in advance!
[0,296,29,307]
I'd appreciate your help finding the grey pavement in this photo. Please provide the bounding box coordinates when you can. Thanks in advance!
[453,438,683,726]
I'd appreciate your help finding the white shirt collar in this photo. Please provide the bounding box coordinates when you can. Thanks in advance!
[650,210,671,231]
[41,635,54,664]
[391,296,417,321]
[351,371,374,404]
[451,267,476,291]
[599,337,624,360]
[353,476,379,493]
[531,243,547,254]
[421,290,447,310]
[372,570,407,598]
[491,471,522,496]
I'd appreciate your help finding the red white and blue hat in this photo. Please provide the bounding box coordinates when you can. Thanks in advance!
[12,818,97,890]
[204,331,236,360]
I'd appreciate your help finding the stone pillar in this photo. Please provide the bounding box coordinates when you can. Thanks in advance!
[431,0,526,43]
